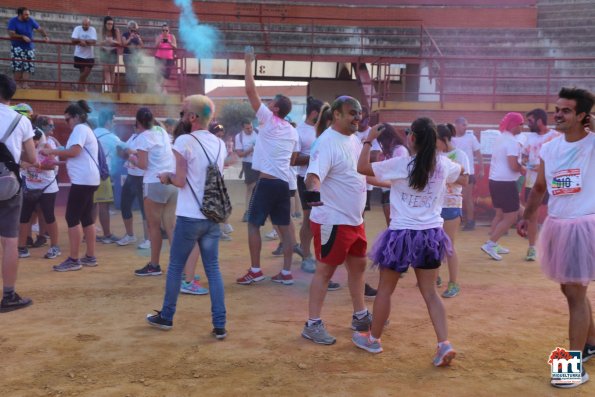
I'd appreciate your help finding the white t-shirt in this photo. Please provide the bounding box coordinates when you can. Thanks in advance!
[540,132,595,219]
[0,104,34,164]
[135,126,175,183]
[373,155,461,230]
[71,26,97,59]
[522,129,560,188]
[489,131,522,181]
[379,145,409,192]
[66,123,100,186]
[251,104,299,182]
[441,148,470,209]
[173,131,227,219]
[296,121,317,177]
[25,137,59,193]
[234,130,257,163]
[452,133,481,175]
[355,127,380,191]
[307,129,367,226]
[124,133,144,177]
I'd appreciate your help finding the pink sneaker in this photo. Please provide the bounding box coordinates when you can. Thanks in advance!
[271,272,294,285]
[236,269,265,285]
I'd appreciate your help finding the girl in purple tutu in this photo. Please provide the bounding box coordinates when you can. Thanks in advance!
[354,117,462,367]
[518,87,595,388]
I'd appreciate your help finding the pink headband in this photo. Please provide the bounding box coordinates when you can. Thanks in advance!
[499,112,524,132]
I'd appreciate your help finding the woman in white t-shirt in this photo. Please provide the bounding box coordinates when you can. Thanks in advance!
[130,107,177,277]
[40,100,100,272]
[355,117,461,366]
[436,124,469,299]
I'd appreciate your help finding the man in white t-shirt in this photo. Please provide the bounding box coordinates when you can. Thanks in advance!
[234,119,258,222]
[521,108,559,261]
[300,96,370,345]
[236,47,300,286]
[71,18,97,91]
[452,117,484,231]
[0,74,37,312]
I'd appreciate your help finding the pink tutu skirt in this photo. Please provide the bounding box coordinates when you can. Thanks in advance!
[538,214,595,285]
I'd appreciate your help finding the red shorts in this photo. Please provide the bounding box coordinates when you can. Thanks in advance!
[310,221,367,266]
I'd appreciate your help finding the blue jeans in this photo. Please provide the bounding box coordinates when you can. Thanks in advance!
[160,216,226,328]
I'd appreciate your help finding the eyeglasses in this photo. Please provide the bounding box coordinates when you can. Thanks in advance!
[47,124,55,130]
[162,29,169,32]
[405,128,413,136]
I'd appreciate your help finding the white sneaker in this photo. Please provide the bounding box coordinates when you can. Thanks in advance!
[31,223,40,233]
[220,232,233,241]
[264,229,279,240]
[116,234,137,246]
[495,245,510,254]
[137,239,151,249]
[222,223,234,234]
[481,243,502,261]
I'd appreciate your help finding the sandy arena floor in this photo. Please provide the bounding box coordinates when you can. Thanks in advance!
[1,204,594,397]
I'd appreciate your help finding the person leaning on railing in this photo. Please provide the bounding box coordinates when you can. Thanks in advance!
[99,16,121,93]
[121,21,143,93]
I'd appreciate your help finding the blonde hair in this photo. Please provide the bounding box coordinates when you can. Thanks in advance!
[184,95,215,128]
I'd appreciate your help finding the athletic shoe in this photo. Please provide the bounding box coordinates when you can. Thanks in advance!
[496,245,510,254]
[137,239,151,250]
[272,243,283,256]
[462,220,475,231]
[364,283,377,300]
[525,246,537,261]
[44,246,61,259]
[31,223,40,233]
[551,368,589,388]
[53,257,82,272]
[0,292,33,313]
[180,280,209,295]
[351,311,372,332]
[236,269,265,285]
[116,234,137,246]
[292,211,302,219]
[146,310,172,330]
[301,256,316,273]
[32,235,48,248]
[433,343,456,367]
[583,343,595,362]
[327,281,341,291]
[271,272,294,285]
[222,223,234,234]
[301,321,336,345]
[26,236,34,248]
[436,275,443,287]
[135,263,162,277]
[442,282,460,298]
[242,212,249,222]
[481,243,502,261]
[264,230,279,240]
[352,332,383,354]
[80,255,97,267]
[101,234,120,244]
[212,327,227,340]
[220,232,233,241]
[18,247,30,258]
[293,244,304,258]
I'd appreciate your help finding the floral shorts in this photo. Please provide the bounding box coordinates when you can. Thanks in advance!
[11,46,36,73]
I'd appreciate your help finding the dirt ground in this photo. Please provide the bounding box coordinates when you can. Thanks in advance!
[1,201,594,397]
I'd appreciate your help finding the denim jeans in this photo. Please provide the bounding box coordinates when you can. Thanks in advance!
[160,216,226,328]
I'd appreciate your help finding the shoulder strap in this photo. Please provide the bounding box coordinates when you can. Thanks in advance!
[1,114,23,143]
[188,133,221,165]
[83,131,101,169]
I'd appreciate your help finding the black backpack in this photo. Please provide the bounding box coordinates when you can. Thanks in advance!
[0,114,23,201]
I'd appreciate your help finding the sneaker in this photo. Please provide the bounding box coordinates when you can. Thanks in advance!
[481,243,502,261]
[101,234,120,244]
[32,235,48,248]
[220,232,233,241]
[222,223,234,234]
[525,246,537,261]
[80,255,97,267]
[236,269,265,285]
[272,243,283,256]
[364,283,377,300]
[551,368,589,388]
[135,263,162,277]
[462,220,475,231]
[31,223,40,233]
[301,256,316,273]
[442,282,460,298]
[327,280,341,291]
[293,244,304,258]
[351,311,372,332]
[583,343,595,363]
[0,292,33,313]
[44,246,61,259]
[180,280,209,295]
[146,310,172,330]
[271,272,294,285]
[212,327,227,340]
[292,211,302,219]
[433,343,456,367]
[18,247,30,258]
[26,236,34,248]
[242,212,249,222]
[352,332,383,354]
[496,245,510,254]
[137,239,151,249]
[436,275,442,287]
[53,257,82,272]
[301,321,336,345]
[264,230,279,240]
[116,234,137,246]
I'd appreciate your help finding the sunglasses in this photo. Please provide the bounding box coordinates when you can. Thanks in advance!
[405,128,413,136]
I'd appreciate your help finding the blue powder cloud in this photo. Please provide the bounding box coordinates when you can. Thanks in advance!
[174,0,221,67]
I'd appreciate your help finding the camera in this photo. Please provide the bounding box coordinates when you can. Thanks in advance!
[162,38,167,43]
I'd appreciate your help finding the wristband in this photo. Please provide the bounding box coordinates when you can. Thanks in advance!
[363,141,373,146]
[303,190,321,203]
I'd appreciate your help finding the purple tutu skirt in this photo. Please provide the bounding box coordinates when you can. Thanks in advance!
[368,228,452,273]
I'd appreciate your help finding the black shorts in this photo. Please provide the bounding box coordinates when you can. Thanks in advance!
[247,178,290,226]
[489,180,519,214]
[20,192,57,224]
[524,187,549,205]
[242,162,259,185]
[74,56,95,70]
[296,176,312,211]
[381,190,390,205]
